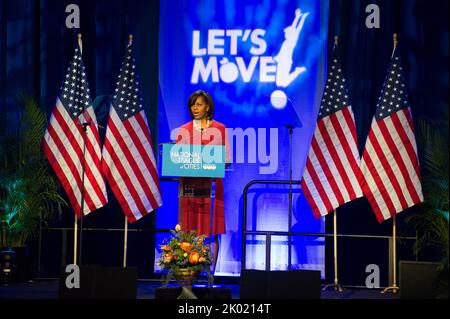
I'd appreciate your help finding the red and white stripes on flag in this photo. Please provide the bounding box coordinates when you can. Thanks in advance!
[302,49,364,218]
[101,42,162,223]
[361,48,423,223]
[43,46,108,217]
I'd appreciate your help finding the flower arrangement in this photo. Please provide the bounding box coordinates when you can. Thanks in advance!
[157,224,213,278]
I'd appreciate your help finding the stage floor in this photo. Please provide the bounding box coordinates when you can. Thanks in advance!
[0,280,400,299]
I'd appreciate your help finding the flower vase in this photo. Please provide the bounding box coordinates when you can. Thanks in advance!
[173,269,199,299]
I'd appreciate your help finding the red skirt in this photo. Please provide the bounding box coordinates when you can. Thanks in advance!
[178,177,225,236]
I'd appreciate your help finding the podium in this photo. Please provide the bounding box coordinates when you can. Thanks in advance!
[160,141,227,231]
[161,143,226,178]
[159,142,227,293]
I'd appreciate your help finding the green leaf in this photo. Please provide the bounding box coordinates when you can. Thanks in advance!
[0,94,66,248]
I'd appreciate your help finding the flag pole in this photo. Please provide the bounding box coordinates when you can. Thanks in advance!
[322,37,345,292]
[73,214,78,265]
[123,216,128,267]
[323,209,345,292]
[72,33,85,266]
[122,34,133,268]
[382,215,399,293]
[77,33,87,266]
[382,34,399,294]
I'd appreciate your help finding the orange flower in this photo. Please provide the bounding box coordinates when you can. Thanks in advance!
[163,253,173,263]
[180,242,192,253]
[201,247,206,253]
[188,251,200,264]
[161,245,171,251]
[197,237,204,245]
[198,256,206,262]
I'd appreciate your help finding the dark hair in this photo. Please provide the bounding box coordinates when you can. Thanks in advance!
[187,90,214,120]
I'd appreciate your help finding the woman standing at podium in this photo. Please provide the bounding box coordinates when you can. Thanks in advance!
[176,90,228,273]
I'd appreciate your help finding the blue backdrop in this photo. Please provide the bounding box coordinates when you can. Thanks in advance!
[157,0,329,276]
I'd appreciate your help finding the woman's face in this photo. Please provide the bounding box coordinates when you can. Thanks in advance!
[190,96,209,120]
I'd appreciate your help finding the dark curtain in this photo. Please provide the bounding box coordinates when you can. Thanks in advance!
[0,0,160,278]
[326,0,448,285]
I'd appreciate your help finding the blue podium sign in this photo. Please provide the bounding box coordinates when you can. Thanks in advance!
[161,144,226,178]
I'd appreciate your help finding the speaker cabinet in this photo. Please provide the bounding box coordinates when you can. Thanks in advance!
[240,270,321,299]
[59,266,137,299]
[400,261,440,299]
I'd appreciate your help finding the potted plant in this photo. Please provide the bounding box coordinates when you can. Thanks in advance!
[409,118,449,298]
[157,224,213,298]
[0,95,66,283]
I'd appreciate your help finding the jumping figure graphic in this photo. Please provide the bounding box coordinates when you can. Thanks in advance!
[273,9,309,88]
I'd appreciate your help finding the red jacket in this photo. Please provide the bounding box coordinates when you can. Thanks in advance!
[176,120,227,235]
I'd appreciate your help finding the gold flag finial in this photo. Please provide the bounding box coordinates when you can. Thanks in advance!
[128,34,133,45]
[77,33,83,54]
[391,33,398,58]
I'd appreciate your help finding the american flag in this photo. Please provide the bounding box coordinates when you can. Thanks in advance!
[101,41,162,223]
[301,46,364,218]
[43,45,108,217]
[361,47,423,223]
